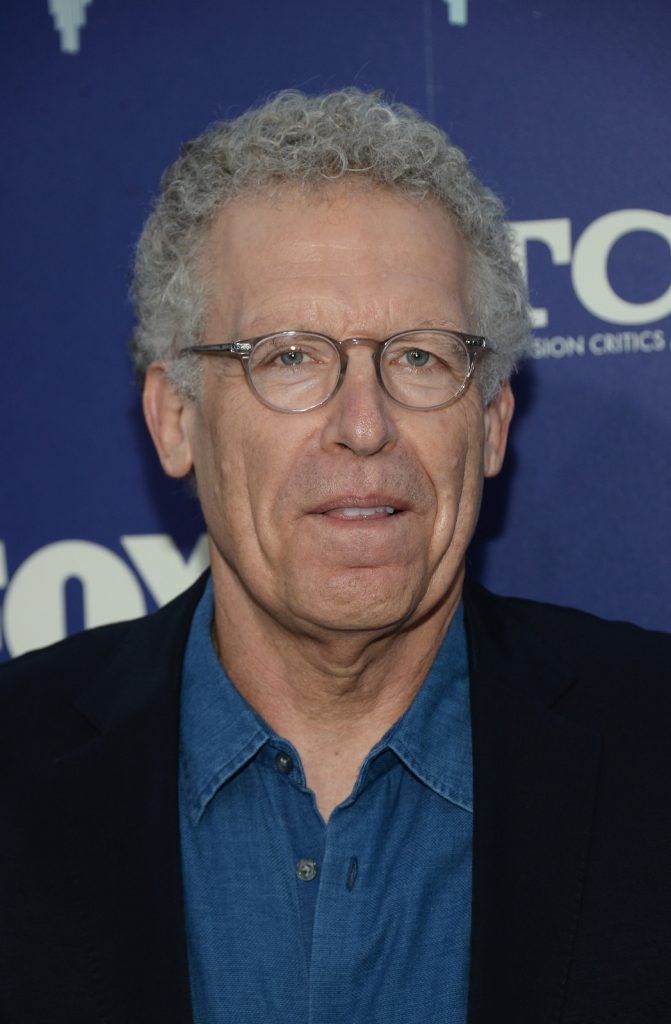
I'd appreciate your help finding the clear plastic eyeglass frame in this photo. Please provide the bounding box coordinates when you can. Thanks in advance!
[179,328,497,413]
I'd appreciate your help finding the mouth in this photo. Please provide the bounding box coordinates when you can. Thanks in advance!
[323,505,398,520]
[308,496,409,522]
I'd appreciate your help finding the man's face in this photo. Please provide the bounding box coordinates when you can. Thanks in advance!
[151,184,512,636]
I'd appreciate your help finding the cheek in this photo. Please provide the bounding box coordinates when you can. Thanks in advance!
[227,422,311,545]
[427,410,485,537]
[190,394,250,527]
[192,380,315,533]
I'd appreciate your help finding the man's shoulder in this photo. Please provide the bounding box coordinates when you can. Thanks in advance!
[0,615,141,693]
[483,581,667,634]
[474,583,669,652]
[466,581,671,724]
[0,574,207,754]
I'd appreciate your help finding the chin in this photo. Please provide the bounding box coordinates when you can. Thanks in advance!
[292,566,421,634]
[306,605,411,634]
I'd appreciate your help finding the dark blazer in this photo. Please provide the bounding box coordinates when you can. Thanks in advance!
[1,575,670,1024]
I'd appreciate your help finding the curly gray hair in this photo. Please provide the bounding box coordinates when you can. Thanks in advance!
[131,88,530,403]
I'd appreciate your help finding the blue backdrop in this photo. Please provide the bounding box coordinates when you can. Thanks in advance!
[2,0,670,660]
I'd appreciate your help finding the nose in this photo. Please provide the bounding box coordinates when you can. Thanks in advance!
[320,346,398,456]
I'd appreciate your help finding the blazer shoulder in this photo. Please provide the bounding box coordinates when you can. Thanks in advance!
[467,582,671,723]
[0,573,208,767]
[470,582,670,657]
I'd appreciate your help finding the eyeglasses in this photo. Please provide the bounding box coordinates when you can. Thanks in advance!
[180,328,496,413]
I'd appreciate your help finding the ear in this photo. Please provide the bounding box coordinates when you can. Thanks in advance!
[142,363,194,478]
[483,381,514,478]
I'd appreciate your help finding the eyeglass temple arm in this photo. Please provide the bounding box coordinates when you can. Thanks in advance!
[181,342,254,356]
[462,335,497,352]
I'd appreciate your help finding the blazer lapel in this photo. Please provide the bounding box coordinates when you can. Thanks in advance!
[35,577,207,1024]
[464,585,601,1024]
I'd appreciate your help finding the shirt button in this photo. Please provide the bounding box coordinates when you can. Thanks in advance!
[295,858,318,882]
[275,751,293,774]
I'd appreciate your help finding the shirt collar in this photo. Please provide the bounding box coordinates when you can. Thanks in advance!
[180,577,268,824]
[180,578,472,822]
[386,603,472,812]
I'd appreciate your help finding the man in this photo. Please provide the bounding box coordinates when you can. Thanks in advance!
[1,89,669,1024]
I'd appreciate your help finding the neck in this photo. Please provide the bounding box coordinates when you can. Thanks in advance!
[209,562,463,820]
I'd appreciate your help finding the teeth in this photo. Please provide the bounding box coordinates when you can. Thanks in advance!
[337,506,396,518]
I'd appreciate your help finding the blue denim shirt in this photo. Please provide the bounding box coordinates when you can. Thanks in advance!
[179,578,473,1023]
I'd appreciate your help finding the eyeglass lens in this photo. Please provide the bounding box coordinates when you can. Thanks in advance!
[248,331,471,411]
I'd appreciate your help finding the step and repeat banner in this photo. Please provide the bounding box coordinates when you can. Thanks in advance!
[1,0,669,660]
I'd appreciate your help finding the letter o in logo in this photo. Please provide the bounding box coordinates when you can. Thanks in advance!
[3,541,146,658]
[572,210,671,324]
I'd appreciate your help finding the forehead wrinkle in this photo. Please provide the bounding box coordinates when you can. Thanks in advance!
[232,265,469,317]
[237,224,466,279]
[246,269,464,288]
[234,270,469,326]
[211,283,471,341]
[273,238,376,259]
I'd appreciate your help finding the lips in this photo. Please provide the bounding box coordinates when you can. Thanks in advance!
[324,505,397,519]
[309,495,409,517]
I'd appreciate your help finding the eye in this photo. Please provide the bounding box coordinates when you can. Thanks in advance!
[403,348,432,367]
[257,345,318,369]
[251,335,338,381]
[280,348,306,365]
